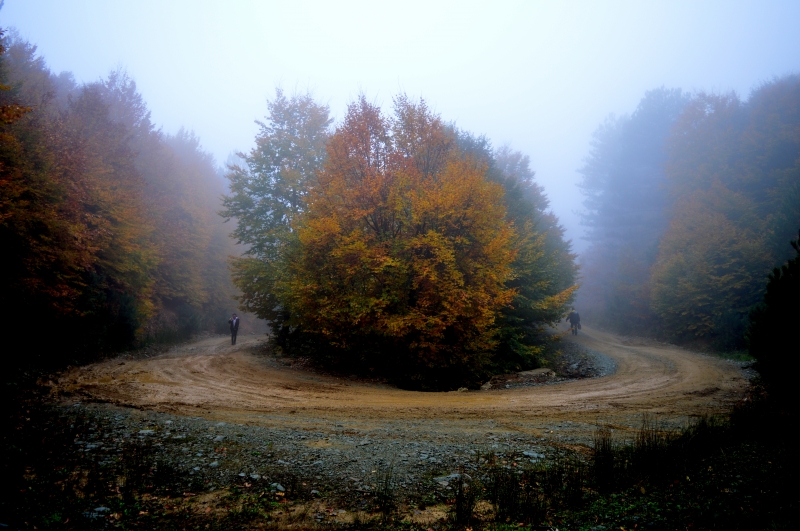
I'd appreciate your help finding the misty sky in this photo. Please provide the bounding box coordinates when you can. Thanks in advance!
[2,1,799,251]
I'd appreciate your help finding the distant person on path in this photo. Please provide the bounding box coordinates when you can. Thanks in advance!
[228,313,240,345]
[566,308,581,335]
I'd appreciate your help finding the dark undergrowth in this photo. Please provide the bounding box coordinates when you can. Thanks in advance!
[479,395,796,531]
[1,384,795,530]
[565,405,792,530]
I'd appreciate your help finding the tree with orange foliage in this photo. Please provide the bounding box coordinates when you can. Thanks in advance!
[651,184,773,342]
[283,96,517,387]
[651,77,800,348]
[1,31,239,367]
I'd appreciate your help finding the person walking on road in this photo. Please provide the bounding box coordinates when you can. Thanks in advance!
[566,308,581,335]
[228,313,240,345]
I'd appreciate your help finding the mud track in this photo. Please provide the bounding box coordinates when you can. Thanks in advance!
[55,325,749,444]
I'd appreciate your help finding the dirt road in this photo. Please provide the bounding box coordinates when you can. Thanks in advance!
[55,325,749,444]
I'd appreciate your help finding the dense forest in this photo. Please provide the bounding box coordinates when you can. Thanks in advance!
[4,18,797,386]
[0,30,238,373]
[222,93,578,389]
[578,76,800,351]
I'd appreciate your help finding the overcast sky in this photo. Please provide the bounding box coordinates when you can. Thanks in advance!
[2,0,799,251]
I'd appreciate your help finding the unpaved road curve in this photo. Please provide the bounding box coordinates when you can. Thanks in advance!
[55,325,750,443]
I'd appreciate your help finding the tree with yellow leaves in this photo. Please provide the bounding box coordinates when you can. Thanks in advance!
[282,96,517,387]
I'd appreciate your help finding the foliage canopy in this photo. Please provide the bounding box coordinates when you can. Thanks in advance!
[579,76,800,350]
[225,94,578,389]
[0,30,237,368]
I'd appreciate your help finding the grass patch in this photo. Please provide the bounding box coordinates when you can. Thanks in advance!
[712,349,754,362]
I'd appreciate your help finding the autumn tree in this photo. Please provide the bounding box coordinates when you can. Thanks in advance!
[95,69,239,340]
[651,76,800,348]
[0,44,154,355]
[279,96,517,388]
[0,30,30,124]
[1,31,238,369]
[56,83,157,349]
[650,184,773,344]
[0,31,86,333]
[580,77,800,349]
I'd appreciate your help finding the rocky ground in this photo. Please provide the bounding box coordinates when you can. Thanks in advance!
[52,339,614,523]
[486,340,617,390]
[7,326,761,529]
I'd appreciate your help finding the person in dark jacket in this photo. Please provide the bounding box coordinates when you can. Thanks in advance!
[228,313,240,345]
[566,308,581,335]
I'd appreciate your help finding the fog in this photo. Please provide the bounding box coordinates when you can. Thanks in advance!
[2,0,799,250]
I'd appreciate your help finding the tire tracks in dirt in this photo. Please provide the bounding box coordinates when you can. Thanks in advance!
[53,324,750,443]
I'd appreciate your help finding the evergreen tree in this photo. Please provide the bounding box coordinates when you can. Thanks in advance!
[578,87,688,334]
[748,230,800,407]
[457,134,577,369]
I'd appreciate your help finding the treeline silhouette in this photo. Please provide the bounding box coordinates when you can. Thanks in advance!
[579,76,800,351]
[0,30,237,374]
